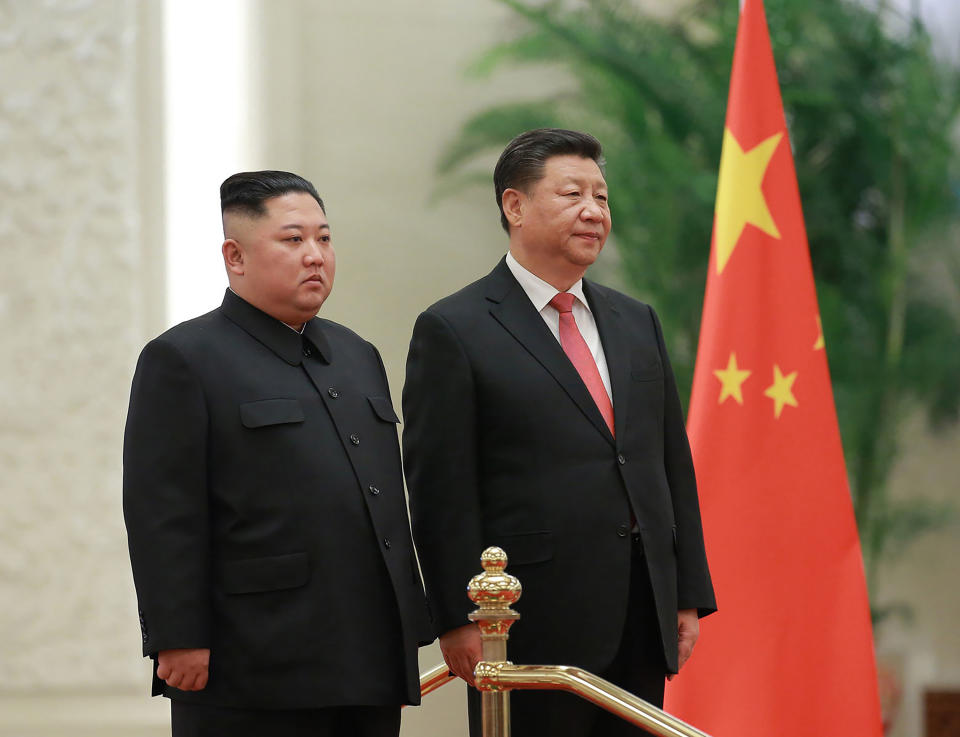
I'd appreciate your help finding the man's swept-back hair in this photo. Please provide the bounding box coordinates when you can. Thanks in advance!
[493,128,605,232]
[220,170,325,217]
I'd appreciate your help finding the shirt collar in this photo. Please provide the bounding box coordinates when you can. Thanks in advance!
[505,251,590,312]
[220,288,331,365]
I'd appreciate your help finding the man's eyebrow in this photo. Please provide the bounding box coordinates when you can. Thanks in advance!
[557,181,608,191]
[559,174,606,185]
[278,223,330,230]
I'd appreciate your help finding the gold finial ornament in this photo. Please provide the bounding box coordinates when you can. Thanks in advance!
[467,546,522,615]
[469,547,522,736]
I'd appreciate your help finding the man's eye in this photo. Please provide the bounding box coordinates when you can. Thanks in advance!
[286,236,302,243]
[597,195,608,203]
[320,235,331,243]
[565,191,580,198]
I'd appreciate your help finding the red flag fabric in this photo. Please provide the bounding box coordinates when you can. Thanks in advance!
[663,1,883,736]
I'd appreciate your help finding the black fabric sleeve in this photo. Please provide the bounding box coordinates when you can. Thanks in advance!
[402,309,484,636]
[122,338,212,656]
[649,305,717,617]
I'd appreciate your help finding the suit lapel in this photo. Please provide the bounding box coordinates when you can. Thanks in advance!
[485,259,615,445]
[584,280,631,442]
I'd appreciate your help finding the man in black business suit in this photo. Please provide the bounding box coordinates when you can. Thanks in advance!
[403,130,716,736]
[123,171,432,736]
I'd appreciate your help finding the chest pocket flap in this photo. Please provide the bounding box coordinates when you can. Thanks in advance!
[367,395,400,423]
[240,398,305,428]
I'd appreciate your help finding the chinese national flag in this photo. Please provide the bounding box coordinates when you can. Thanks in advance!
[663,1,883,736]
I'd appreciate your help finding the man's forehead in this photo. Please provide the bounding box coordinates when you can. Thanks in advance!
[258,193,328,229]
[543,155,606,183]
[264,191,325,216]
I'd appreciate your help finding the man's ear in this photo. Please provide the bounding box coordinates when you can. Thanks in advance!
[222,239,244,276]
[502,189,525,229]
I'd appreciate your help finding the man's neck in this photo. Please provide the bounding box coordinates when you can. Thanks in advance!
[508,248,586,293]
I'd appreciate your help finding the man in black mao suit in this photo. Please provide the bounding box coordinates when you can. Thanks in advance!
[123,171,432,736]
[403,130,716,736]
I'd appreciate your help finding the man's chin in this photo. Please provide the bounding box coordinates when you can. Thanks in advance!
[298,298,327,319]
[567,246,602,267]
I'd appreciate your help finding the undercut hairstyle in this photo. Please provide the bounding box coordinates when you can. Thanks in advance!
[493,128,605,232]
[220,170,325,218]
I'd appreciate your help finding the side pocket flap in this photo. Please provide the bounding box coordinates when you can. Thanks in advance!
[219,552,310,594]
[240,398,305,428]
[368,395,400,423]
[488,531,554,565]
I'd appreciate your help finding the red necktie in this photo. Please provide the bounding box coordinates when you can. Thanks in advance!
[549,292,615,436]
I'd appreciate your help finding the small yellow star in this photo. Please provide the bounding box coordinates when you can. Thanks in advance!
[714,352,752,405]
[764,364,799,419]
[714,127,783,274]
[813,315,825,350]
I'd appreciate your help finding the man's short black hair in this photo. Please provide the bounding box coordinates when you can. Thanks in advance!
[220,170,325,217]
[493,128,605,233]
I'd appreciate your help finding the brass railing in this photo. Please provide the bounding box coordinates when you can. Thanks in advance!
[418,662,456,698]
[417,547,712,737]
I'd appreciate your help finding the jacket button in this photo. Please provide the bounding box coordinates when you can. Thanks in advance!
[303,345,312,357]
[369,485,381,496]
[328,388,340,398]
[383,538,392,549]
[349,433,360,445]
[616,524,629,537]
[617,454,626,465]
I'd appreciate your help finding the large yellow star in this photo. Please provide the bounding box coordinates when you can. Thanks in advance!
[763,364,799,419]
[714,128,783,274]
[714,352,751,405]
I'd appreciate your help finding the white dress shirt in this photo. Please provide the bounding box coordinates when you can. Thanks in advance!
[505,251,613,402]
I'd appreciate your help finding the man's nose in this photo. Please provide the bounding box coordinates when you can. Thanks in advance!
[581,199,604,220]
[303,239,324,263]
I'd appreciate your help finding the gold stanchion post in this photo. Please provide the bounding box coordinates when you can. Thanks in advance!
[467,547,522,737]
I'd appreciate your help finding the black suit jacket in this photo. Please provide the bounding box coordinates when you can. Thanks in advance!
[123,289,432,709]
[402,259,715,674]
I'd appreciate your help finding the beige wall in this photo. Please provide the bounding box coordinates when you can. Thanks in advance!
[0,0,167,733]
[0,0,160,689]
[0,1,957,736]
